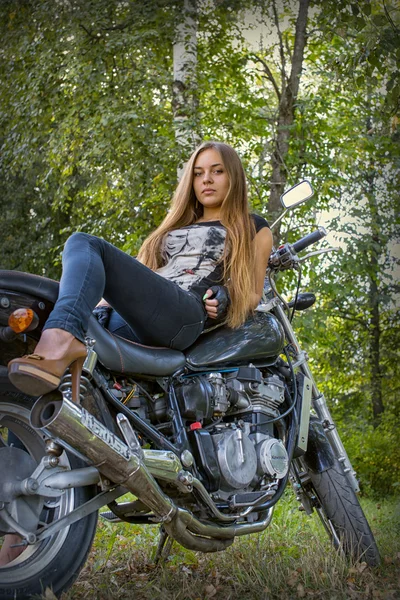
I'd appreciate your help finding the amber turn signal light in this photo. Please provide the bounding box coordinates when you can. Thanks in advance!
[8,308,39,333]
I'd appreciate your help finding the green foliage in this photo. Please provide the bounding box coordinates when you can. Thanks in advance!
[338,410,400,497]
[315,0,400,114]
[0,0,399,496]
[0,0,182,275]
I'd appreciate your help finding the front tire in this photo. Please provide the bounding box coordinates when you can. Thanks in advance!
[309,460,380,567]
[0,387,98,599]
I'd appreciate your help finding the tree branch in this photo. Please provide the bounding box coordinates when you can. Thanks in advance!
[248,54,281,100]
[333,311,369,329]
[272,0,287,89]
[79,24,98,40]
[284,32,293,65]
[383,0,399,32]
[102,18,136,32]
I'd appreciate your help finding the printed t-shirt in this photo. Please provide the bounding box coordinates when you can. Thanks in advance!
[156,214,269,301]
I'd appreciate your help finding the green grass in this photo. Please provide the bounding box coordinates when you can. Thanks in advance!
[58,494,400,600]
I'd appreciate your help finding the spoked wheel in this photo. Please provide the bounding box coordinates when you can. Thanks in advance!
[308,460,380,567]
[0,390,98,600]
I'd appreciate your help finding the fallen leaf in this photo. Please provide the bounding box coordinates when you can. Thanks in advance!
[205,584,217,598]
[297,582,306,598]
[357,561,368,574]
[43,590,58,600]
[287,569,299,587]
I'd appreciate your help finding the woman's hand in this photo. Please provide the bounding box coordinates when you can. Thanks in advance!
[203,286,230,321]
[93,302,112,327]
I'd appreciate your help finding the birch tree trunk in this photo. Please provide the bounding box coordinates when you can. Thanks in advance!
[173,0,199,178]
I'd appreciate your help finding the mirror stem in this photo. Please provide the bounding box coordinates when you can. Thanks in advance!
[270,208,288,231]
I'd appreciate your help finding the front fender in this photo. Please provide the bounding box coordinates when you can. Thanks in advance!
[302,417,336,474]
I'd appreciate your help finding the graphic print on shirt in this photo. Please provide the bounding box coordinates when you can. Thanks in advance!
[156,224,227,292]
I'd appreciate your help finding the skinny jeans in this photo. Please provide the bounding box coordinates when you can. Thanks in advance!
[44,232,206,350]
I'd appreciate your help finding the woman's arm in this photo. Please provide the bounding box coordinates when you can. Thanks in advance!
[249,226,273,309]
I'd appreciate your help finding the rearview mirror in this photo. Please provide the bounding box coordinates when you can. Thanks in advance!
[280,180,313,209]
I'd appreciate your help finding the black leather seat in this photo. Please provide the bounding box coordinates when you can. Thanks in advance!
[0,270,186,377]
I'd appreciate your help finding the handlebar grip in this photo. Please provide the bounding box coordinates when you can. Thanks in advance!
[292,227,327,253]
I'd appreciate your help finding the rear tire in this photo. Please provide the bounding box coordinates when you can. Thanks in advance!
[309,460,380,567]
[0,387,98,599]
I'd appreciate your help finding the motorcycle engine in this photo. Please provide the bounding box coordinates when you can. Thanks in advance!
[175,366,289,495]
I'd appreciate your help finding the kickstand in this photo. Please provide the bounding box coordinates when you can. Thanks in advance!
[154,525,173,566]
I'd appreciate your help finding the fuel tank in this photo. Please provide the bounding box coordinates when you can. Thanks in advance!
[185,312,285,370]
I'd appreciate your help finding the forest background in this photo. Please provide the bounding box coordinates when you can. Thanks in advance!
[0,0,399,497]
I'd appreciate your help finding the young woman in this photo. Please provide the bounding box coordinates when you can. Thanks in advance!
[8,141,273,400]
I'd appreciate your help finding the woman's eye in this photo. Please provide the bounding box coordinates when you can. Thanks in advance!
[194,172,202,177]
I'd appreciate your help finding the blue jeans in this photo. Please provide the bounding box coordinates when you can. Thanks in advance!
[44,233,206,350]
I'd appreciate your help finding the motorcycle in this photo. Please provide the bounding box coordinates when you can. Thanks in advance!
[0,181,380,599]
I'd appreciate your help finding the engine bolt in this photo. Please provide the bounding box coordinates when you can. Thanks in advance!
[178,471,193,485]
[26,478,39,492]
[38,302,46,310]
[0,297,10,308]
[180,450,194,467]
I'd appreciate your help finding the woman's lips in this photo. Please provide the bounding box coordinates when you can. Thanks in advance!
[202,189,215,194]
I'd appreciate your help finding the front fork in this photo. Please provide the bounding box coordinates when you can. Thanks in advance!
[273,303,359,493]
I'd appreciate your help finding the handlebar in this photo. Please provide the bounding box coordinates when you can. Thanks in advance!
[268,227,328,271]
[291,227,327,253]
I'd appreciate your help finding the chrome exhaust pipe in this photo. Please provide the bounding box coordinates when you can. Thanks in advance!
[30,393,176,523]
[30,393,272,552]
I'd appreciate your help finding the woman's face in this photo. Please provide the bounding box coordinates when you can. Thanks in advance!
[192,148,230,210]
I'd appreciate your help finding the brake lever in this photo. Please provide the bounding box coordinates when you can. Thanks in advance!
[298,246,340,262]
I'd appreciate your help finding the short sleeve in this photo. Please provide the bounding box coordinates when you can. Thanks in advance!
[251,213,270,233]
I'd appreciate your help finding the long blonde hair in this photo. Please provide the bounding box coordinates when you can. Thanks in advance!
[137,141,256,328]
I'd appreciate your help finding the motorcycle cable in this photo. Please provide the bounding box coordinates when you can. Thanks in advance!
[289,264,302,323]
[268,271,291,317]
[122,378,157,406]
[245,351,300,513]
[249,346,298,428]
